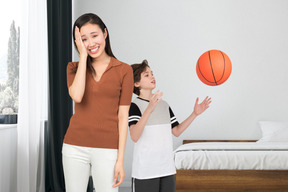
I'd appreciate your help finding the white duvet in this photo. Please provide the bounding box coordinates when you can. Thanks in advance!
[174,142,288,170]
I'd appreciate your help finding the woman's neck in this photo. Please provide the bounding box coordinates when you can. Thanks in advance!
[92,52,111,66]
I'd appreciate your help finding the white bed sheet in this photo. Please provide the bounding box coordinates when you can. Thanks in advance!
[174,142,288,170]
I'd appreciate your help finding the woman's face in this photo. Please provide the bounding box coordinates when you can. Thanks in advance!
[79,23,107,58]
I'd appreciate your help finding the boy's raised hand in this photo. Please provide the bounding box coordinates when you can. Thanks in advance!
[147,90,163,113]
[193,96,212,116]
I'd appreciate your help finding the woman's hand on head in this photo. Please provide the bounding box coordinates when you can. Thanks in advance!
[193,96,212,116]
[75,26,88,57]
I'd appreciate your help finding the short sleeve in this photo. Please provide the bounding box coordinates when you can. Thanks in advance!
[169,107,179,128]
[66,62,78,88]
[129,103,142,127]
[119,64,134,105]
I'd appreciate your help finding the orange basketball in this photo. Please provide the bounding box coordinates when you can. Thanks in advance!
[196,50,232,86]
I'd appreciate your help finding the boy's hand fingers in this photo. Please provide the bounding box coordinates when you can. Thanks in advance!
[155,91,163,98]
[155,92,163,102]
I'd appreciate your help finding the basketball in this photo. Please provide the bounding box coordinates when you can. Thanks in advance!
[196,50,232,86]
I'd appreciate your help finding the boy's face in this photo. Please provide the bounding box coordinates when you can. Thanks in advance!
[135,67,156,92]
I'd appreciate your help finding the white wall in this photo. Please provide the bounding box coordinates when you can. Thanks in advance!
[73,0,288,187]
[0,125,17,192]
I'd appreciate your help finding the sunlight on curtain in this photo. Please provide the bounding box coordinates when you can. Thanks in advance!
[17,0,48,191]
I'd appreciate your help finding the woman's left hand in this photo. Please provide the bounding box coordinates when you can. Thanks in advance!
[193,96,212,116]
[113,160,125,188]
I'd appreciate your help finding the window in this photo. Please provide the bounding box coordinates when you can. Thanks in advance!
[0,0,21,124]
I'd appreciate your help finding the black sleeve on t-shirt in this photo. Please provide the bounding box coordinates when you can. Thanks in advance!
[128,102,142,127]
[169,107,179,129]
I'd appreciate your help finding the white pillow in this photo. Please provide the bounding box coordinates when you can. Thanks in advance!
[258,121,288,142]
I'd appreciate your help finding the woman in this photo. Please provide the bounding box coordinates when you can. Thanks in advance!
[62,13,134,192]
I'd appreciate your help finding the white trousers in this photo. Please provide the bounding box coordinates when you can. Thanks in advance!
[62,143,119,192]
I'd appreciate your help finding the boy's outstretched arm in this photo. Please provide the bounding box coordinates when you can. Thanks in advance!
[172,96,211,137]
[130,91,163,142]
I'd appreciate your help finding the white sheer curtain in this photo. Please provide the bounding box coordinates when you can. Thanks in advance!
[17,0,48,191]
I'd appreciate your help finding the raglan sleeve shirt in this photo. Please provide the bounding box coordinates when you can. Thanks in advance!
[169,106,179,128]
[128,102,142,127]
[128,100,179,128]
[129,98,178,179]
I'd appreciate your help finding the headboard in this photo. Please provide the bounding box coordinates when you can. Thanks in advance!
[183,140,258,145]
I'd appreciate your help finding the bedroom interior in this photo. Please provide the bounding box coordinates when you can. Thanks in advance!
[1,0,288,192]
[175,138,288,191]
[72,0,288,190]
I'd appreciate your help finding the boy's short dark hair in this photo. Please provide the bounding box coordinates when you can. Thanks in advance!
[131,60,150,96]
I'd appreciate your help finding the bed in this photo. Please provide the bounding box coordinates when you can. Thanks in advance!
[174,121,288,192]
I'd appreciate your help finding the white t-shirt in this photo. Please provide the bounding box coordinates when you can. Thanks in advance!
[128,97,179,179]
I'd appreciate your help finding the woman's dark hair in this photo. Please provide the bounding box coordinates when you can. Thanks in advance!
[131,60,150,96]
[72,13,115,74]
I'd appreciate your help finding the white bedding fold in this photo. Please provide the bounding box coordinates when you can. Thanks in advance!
[174,142,288,170]
[175,142,288,151]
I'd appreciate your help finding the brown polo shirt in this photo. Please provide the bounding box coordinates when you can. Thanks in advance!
[64,57,134,149]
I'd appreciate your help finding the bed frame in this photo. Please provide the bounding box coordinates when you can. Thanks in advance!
[175,140,288,192]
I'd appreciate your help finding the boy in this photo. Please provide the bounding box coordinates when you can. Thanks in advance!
[129,60,211,192]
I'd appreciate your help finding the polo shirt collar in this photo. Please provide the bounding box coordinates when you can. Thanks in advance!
[105,57,121,72]
[110,57,121,66]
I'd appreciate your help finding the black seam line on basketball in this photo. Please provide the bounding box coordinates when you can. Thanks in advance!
[208,51,218,85]
[217,51,226,83]
[198,59,215,84]
[198,59,216,84]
